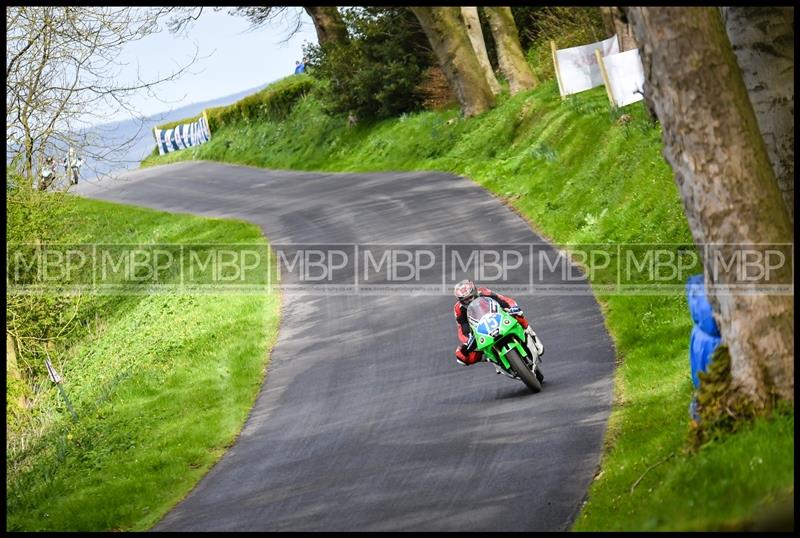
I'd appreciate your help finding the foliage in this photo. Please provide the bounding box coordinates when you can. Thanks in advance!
[144,80,792,530]
[6,6,194,185]
[206,74,315,130]
[303,7,436,121]
[688,345,786,449]
[6,171,79,431]
[6,196,281,531]
[157,75,314,134]
[521,7,607,82]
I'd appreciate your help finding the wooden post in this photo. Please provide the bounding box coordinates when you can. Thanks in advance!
[550,40,566,100]
[152,127,162,156]
[595,49,616,107]
[202,109,212,137]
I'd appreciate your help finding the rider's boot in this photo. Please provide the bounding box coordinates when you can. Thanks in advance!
[525,326,544,358]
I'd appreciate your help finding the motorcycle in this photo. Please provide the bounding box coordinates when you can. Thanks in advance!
[39,159,56,191]
[467,296,544,393]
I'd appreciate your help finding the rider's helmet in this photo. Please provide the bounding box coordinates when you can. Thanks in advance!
[454,279,478,305]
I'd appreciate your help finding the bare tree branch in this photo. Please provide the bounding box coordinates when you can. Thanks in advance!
[7,6,200,188]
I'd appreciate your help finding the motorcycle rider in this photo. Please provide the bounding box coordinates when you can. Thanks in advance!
[453,279,544,368]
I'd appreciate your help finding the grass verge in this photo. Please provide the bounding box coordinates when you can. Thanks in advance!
[6,196,281,531]
[141,80,793,530]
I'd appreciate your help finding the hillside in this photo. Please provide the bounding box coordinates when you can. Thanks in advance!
[6,195,281,531]
[141,79,793,530]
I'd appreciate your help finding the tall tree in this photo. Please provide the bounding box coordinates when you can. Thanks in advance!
[721,7,794,225]
[483,7,537,95]
[599,6,616,37]
[600,7,637,51]
[219,7,348,47]
[624,7,794,411]
[304,6,348,47]
[410,7,496,117]
[460,7,501,96]
[7,6,197,187]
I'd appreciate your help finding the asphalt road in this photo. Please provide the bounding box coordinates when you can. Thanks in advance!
[76,162,616,531]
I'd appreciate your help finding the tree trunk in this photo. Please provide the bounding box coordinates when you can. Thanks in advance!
[411,7,496,117]
[625,7,794,409]
[599,7,617,37]
[461,7,501,96]
[721,7,794,226]
[7,332,21,382]
[303,6,348,47]
[610,7,638,51]
[483,7,538,94]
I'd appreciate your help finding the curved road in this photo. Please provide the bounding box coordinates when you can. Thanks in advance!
[77,162,615,532]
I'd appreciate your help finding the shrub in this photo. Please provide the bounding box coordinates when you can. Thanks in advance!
[155,75,315,133]
[304,7,436,122]
[519,7,607,82]
[209,74,315,130]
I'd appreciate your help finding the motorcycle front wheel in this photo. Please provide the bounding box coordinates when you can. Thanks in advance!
[506,348,542,393]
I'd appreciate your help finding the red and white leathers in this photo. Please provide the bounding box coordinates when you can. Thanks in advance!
[454,287,530,365]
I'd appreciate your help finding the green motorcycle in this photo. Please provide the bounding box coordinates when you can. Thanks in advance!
[467,296,544,393]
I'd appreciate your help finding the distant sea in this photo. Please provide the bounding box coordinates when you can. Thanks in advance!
[77,81,273,180]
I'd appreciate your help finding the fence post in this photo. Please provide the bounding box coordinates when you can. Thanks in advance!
[45,356,78,422]
[202,109,212,137]
[595,49,616,107]
[551,40,566,100]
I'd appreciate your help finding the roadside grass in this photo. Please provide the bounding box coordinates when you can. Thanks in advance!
[141,81,793,530]
[6,197,281,531]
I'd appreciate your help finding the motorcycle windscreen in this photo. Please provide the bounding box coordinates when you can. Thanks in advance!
[467,297,503,337]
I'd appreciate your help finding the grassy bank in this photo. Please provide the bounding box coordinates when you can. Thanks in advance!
[141,80,793,530]
[6,196,281,531]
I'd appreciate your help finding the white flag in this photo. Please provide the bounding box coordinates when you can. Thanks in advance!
[556,35,620,96]
[602,48,646,108]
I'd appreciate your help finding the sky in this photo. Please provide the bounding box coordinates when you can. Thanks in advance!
[98,7,318,124]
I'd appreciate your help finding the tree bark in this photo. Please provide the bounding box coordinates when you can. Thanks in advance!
[625,7,794,409]
[600,7,638,51]
[721,7,794,226]
[304,6,348,47]
[7,332,21,382]
[611,7,638,51]
[599,7,617,38]
[411,7,496,117]
[483,7,538,94]
[460,7,501,96]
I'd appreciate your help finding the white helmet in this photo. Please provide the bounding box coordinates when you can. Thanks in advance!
[454,279,478,304]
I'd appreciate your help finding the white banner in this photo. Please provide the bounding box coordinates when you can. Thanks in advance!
[155,116,211,156]
[603,48,645,107]
[555,35,619,96]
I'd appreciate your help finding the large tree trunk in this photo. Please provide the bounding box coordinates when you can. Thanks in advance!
[625,7,794,410]
[483,7,537,94]
[721,7,794,226]
[599,7,616,37]
[303,6,348,47]
[605,7,638,51]
[460,7,501,96]
[411,7,496,117]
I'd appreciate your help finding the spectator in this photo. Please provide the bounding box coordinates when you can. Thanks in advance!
[39,156,56,191]
[67,146,81,185]
[686,273,722,423]
[294,59,305,75]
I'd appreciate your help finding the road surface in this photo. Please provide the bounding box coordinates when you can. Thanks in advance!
[76,162,615,531]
